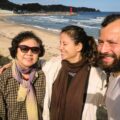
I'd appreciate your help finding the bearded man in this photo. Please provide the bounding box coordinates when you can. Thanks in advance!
[97,14,120,120]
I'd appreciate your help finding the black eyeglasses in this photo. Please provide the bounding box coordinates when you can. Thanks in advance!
[18,45,40,54]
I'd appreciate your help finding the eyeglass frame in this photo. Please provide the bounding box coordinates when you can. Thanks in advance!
[18,45,40,54]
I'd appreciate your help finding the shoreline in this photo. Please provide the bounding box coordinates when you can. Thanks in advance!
[0,13,60,61]
[0,10,77,17]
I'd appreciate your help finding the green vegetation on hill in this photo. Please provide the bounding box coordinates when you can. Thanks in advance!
[0,0,100,13]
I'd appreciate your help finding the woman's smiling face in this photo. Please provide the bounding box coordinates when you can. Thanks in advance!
[16,38,40,69]
[59,32,82,63]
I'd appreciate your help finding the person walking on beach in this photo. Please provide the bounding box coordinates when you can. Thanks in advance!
[97,14,120,120]
[0,31,46,120]
[42,25,107,120]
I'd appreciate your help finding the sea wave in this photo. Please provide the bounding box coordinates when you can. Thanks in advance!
[7,12,115,38]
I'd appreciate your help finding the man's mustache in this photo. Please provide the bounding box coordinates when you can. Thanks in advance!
[98,53,115,58]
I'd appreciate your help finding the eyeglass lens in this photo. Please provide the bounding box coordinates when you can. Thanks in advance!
[18,45,40,54]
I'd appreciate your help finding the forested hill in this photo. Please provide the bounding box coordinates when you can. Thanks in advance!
[0,0,100,13]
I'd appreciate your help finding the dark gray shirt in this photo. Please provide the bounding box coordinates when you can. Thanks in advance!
[106,74,120,120]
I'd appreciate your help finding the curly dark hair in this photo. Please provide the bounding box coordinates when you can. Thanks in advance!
[101,14,120,27]
[9,31,45,58]
[61,25,97,64]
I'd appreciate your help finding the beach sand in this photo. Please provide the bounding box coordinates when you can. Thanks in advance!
[0,11,60,62]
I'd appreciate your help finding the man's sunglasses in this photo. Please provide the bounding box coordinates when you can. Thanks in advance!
[18,45,40,54]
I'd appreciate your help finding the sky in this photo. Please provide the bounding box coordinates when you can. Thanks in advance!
[9,0,120,12]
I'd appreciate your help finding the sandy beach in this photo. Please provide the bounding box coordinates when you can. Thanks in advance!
[0,11,60,63]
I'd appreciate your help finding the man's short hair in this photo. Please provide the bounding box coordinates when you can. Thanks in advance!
[101,14,120,27]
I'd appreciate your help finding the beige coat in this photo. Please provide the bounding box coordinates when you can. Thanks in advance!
[42,57,107,120]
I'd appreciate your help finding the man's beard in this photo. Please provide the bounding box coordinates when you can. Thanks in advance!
[97,53,120,73]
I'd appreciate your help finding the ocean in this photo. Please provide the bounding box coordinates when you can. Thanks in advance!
[6,12,120,39]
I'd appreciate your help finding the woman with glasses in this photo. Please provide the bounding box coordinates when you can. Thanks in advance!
[0,31,46,120]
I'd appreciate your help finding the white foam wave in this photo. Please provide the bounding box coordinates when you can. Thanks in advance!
[31,16,69,23]
[73,22,100,29]
[34,25,60,33]
[89,17,104,23]
[70,17,103,29]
